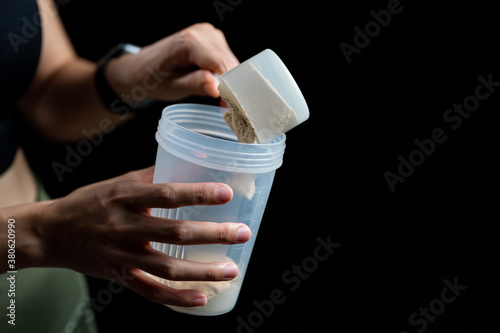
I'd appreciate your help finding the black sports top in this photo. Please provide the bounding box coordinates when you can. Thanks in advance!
[0,0,41,174]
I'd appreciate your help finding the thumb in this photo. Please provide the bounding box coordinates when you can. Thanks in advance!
[175,69,220,98]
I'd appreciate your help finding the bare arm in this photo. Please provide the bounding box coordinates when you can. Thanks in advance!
[18,0,238,142]
[17,0,125,142]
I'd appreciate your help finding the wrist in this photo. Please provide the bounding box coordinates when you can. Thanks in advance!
[106,53,150,105]
[0,200,55,271]
[95,43,154,112]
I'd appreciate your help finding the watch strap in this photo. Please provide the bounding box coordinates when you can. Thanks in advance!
[95,43,154,113]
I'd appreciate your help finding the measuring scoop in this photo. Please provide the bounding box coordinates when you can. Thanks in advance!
[218,49,309,144]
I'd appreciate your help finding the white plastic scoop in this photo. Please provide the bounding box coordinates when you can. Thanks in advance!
[218,49,309,144]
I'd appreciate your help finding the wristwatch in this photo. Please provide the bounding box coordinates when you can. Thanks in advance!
[95,43,154,112]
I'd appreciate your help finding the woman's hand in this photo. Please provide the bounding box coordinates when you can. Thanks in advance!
[16,166,251,307]
[107,23,240,104]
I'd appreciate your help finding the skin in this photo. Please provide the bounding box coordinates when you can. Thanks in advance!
[0,0,245,308]
[18,0,239,142]
[1,167,251,307]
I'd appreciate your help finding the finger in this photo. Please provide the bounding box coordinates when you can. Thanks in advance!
[136,219,252,245]
[83,166,156,189]
[202,70,221,97]
[170,69,220,98]
[126,268,208,307]
[134,248,240,282]
[113,181,233,209]
[113,166,156,185]
[192,46,239,75]
[181,24,239,74]
[124,166,156,183]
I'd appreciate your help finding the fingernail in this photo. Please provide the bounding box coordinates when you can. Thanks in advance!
[223,263,238,279]
[236,226,251,243]
[216,185,232,203]
[192,295,207,307]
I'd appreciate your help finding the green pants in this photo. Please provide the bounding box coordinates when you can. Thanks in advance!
[0,181,99,333]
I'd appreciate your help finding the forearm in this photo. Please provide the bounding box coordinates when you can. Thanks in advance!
[18,58,133,143]
[17,1,234,143]
[0,201,52,273]
[16,0,134,143]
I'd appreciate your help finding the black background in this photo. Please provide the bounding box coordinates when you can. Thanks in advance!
[21,0,500,332]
